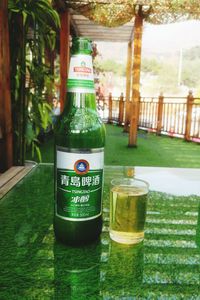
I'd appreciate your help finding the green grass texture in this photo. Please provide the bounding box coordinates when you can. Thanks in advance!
[26,124,200,168]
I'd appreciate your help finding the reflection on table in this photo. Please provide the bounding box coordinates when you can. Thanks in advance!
[0,164,200,299]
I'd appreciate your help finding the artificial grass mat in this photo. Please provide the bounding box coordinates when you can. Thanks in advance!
[1,164,200,298]
[26,124,200,168]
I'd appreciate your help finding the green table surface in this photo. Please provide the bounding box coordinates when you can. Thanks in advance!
[0,164,200,300]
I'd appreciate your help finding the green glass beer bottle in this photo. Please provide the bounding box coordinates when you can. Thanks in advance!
[54,37,106,245]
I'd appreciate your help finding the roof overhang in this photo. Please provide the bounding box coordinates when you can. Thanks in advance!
[70,9,134,42]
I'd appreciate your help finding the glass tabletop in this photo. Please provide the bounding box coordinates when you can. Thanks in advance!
[0,164,200,299]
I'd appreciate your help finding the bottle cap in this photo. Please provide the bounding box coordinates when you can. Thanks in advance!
[71,37,93,55]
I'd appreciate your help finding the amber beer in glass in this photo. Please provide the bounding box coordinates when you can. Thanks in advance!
[110,178,149,244]
[54,38,106,245]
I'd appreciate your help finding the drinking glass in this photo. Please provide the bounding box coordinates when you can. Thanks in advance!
[109,177,149,244]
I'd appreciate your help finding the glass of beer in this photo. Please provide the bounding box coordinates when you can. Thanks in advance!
[109,177,149,244]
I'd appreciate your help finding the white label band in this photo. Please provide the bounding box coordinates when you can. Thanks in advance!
[67,54,95,93]
[57,150,104,170]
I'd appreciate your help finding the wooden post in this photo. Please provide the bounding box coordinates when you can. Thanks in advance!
[0,0,13,172]
[124,41,132,132]
[128,10,144,147]
[108,93,112,123]
[119,93,124,125]
[59,10,70,113]
[156,93,164,135]
[185,90,194,141]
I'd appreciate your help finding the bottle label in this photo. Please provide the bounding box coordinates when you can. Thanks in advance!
[67,54,95,94]
[56,147,104,221]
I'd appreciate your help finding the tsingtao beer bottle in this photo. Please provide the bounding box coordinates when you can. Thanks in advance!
[54,37,106,245]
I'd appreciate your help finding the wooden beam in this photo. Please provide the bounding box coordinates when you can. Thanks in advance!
[0,0,13,172]
[0,166,32,199]
[88,38,130,42]
[59,10,70,112]
[79,29,132,34]
[73,24,133,30]
[72,17,133,27]
[128,13,143,147]
[124,41,132,132]
[79,34,131,39]
[118,93,124,125]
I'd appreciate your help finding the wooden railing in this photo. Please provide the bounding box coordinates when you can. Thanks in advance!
[97,92,200,142]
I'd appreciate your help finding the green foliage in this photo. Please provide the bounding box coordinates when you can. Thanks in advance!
[8,0,59,163]
[141,52,200,94]
[181,59,200,88]
[184,46,200,60]
[94,59,126,76]
[8,0,60,30]
[141,58,161,75]
[158,63,178,89]
[182,61,200,87]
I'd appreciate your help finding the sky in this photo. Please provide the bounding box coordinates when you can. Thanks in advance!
[143,20,200,52]
[96,20,200,62]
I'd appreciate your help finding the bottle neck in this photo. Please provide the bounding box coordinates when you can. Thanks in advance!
[64,52,96,111]
[67,53,95,94]
[65,92,97,111]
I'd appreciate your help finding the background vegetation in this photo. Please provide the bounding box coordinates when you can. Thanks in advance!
[94,46,200,97]
[8,0,59,164]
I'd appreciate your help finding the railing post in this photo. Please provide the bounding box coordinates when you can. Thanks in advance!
[138,93,141,126]
[156,93,164,135]
[118,93,124,125]
[185,90,194,141]
[108,92,112,123]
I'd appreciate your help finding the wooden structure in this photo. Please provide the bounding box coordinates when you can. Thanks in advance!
[57,6,145,147]
[156,93,164,136]
[185,91,194,141]
[0,165,33,199]
[1,1,200,170]
[101,91,200,143]
[0,0,13,172]
[62,1,200,146]
[124,41,132,132]
[118,93,124,125]
[59,10,70,112]
[129,11,143,147]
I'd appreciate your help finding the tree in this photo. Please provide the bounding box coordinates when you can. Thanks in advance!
[94,59,126,77]
[141,58,161,75]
